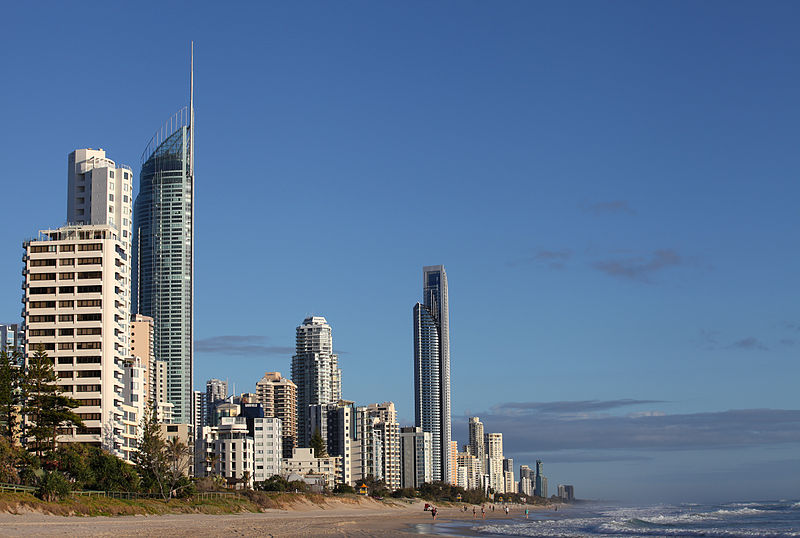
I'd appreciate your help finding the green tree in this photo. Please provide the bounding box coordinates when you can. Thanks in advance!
[164,437,192,497]
[257,474,290,492]
[309,428,327,457]
[23,347,82,456]
[134,406,169,499]
[0,347,23,441]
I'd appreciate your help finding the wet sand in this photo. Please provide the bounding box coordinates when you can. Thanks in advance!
[0,503,547,537]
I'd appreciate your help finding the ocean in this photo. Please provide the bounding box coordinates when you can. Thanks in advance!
[412,500,800,537]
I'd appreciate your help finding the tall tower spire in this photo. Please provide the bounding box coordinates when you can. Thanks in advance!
[189,40,194,174]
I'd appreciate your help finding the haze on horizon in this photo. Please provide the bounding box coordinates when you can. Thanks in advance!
[1,1,798,504]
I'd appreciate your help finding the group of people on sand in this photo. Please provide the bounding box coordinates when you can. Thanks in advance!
[427,502,546,523]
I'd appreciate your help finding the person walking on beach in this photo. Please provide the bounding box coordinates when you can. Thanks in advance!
[504,505,510,516]
[431,506,438,521]
[473,506,477,519]
[481,505,486,519]
[525,508,529,519]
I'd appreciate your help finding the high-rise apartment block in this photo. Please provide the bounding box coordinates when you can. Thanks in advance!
[255,372,297,458]
[413,265,452,483]
[309,400,354,485]
[456,450,482,490]
[132,48,195,424]
[400,426,432,489]
[468,417,486,474]
[485,432,504,493]
[354,402,401,489]
[22,224,130,454]
[292,316,341,448]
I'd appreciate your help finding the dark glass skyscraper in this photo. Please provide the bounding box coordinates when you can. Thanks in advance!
[413,265,452,483]
[132,45,195,425]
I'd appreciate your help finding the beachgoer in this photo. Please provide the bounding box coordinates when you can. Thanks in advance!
[525,508,529,519]
[432,507,438,521]
[505,506,509,516]
[492,505,495,512]
[473,507,477,519]
[481,505,486,519]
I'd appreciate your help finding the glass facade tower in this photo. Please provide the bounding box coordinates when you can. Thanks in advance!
[132,46,194,424]
[413,265,452,483]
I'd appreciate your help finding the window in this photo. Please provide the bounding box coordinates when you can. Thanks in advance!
[78,271,102,279]
[76,299,101,307]
[59,273,74,280]
[77,413,101,421]
[58,300,74,308]
[28,329,55,336]
[31,245,56,253]
[59,328,73,336]
[109,194,114,202]
[109,171,114,178]
[109,182,114,191]
[76,342,101,350]
[30,273,56,281]
[77,313,101,321]
[75,398,101,406]
[76,385,101,392]
[167,426,178,433]
[59,244,75,252]
[29,286,56,294]
[57,357,73,365]
[78,257,102,265]
[78,244,101,252]
[60,259,75,266]
[76,356,101,364]
[29,301,55,309]
[77,370,100,378]
[77,285,102,293]
[59,286,74,294]
[31,259,56,267]
[58,314,74,322]
[29,315,56,323]
[58,342,74,350]
[76,327,101,335]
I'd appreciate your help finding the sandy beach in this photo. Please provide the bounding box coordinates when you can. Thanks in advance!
[0,501,548,537]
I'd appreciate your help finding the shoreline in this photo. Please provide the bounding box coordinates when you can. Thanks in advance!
[0,501,555,537]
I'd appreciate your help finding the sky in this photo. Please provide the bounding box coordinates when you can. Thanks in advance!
[1,1,799,504]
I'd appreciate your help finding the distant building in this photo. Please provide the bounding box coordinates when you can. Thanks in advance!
[456,451,482,490]
[206,378,228,425]
[160,422,194,477]
[503,457,515,495]
[0,323,23,352]
[534,460,546,497]
[255,372,297,458]
[130,314,154,404]
[558,484,574,501]
[468,417,486,475]
[400,426,432,489]
[292,316,341,448]
[484,433,504,493]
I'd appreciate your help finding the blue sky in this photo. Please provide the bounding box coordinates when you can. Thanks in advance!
[1,1,799,503]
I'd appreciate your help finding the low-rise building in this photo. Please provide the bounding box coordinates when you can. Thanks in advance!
[282,447,340,489]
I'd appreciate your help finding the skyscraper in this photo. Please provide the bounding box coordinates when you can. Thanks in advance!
[468,416,486,474]
[132,44,195,424]
[413,264,452,483]
[291,316,341,447]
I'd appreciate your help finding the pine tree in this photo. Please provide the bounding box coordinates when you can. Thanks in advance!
[135,405,169,499]
[0,348,23,441]
[24,347,83,456]
[310,427,328,457]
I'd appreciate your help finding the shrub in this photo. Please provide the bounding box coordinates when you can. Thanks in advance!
[37,471,72,501]
[334,483,355,494]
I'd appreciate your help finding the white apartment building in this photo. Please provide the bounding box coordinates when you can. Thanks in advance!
[468,417,486,475]
[309,400,354,485]
[291,316,341,447]
[485,432,505,493]
[23,225,130,455]
[456,451,482,490]
[282,447,340,489]
[130,314,154,403]
[120,355,146,461]
[354,402,400,489]
[206,417,254,488]
[252,417,282,483]
[400,426,432,489]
